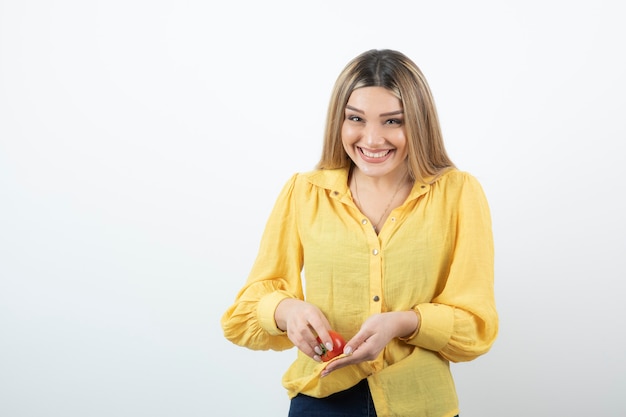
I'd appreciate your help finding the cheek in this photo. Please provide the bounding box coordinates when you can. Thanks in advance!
[340,126,351,149]
[393,132,408,151]
[341,137,352,156]
[341,124,357,144]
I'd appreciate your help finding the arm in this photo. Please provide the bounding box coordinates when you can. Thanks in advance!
[406,173,498,362]
[221,174,305,351]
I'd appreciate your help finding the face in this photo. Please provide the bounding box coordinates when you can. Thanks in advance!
[341,86,408,179]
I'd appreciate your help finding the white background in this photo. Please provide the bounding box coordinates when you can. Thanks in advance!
[1,1,625,416]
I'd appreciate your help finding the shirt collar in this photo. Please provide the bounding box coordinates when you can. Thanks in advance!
[303,168,433,204]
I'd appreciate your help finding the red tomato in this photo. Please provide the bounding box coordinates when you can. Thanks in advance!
[316,330,346,362]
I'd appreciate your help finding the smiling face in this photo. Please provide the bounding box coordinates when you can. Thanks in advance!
[341,86,408,179]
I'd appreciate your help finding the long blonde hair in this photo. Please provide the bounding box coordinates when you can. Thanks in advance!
[316,49,455,183]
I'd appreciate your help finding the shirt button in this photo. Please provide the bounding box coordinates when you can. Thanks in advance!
[391,217,396,222]
[373,295,380,302]
[362,219,368,225]
[372,249,379,256]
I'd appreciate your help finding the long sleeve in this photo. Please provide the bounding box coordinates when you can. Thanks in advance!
[405,173,498,362]
[221,174,304,351]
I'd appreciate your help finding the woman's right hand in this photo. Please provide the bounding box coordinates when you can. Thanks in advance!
[274,298,334,362]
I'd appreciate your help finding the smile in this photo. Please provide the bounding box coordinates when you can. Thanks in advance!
[359,147,392,158]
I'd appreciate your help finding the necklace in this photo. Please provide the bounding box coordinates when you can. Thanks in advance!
[353,171,408,232]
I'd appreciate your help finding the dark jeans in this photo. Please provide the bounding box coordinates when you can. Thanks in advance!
[288,379,377,417]
[288,379,460,417]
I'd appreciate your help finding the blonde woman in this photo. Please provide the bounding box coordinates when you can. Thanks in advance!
[222,49,498,417]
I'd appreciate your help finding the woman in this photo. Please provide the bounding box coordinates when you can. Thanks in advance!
[221,49,498,417]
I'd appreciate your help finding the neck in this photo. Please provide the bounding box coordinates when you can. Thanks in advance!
[351,166,410,190]
[350,166,414,234]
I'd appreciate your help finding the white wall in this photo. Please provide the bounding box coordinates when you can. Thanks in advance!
[1,1,624,416]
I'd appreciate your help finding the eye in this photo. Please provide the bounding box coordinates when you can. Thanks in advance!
[346,115,363,122]
[385,118,403,125]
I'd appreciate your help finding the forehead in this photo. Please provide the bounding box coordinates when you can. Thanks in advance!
[346,86,402,111]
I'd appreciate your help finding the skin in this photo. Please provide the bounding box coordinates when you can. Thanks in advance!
[342,86,409,182]
[274,86,420,376]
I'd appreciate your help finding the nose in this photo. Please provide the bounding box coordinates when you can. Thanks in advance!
[362,123,385,146]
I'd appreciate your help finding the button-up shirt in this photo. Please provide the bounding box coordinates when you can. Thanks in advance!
[222,167,498,417]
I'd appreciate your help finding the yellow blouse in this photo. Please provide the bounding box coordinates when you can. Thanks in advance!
[221,168,498,417]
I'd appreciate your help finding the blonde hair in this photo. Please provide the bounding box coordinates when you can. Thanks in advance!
[316,49,455,183]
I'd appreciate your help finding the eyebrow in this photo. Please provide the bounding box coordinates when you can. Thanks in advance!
[345,105,404,117]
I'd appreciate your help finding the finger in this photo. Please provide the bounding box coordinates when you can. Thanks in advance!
[309,312,332,330]
[320,354,358,377]
[313,328,334,352]
[307,318,331,336]
[298,343,323,362]
[306,330,326,362]
[288,328,323,362]
[309,337,324,362]
[306,323,337,356]
[343,331,370,356]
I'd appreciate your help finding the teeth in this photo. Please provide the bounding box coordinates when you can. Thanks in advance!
[361,148,391,158]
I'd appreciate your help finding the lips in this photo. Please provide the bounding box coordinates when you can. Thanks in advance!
[360,148,391,158]
[358,147,394,162]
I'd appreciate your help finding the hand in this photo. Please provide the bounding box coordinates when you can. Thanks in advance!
[274,298,335,362]
[320,311,418,377]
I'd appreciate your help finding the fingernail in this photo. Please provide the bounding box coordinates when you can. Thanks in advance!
[313,355,322,362]
[325,342,333,352]
[321,370,329,378]
[314,346,323,355]
[344,346,352,356]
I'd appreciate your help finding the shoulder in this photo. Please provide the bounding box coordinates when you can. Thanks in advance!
[288,168,349,192]
[429,169,490,206]
[433,169,485,191]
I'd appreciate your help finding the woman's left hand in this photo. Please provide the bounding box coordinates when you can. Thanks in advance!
[320,311,418,377]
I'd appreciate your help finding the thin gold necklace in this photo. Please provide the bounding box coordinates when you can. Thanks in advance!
[353,171,408,232]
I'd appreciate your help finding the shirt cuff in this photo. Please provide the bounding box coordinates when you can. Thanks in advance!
[409,303,455,351]
[257,291,294,336]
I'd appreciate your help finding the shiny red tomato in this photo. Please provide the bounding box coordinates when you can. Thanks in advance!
[316,330,346,362]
